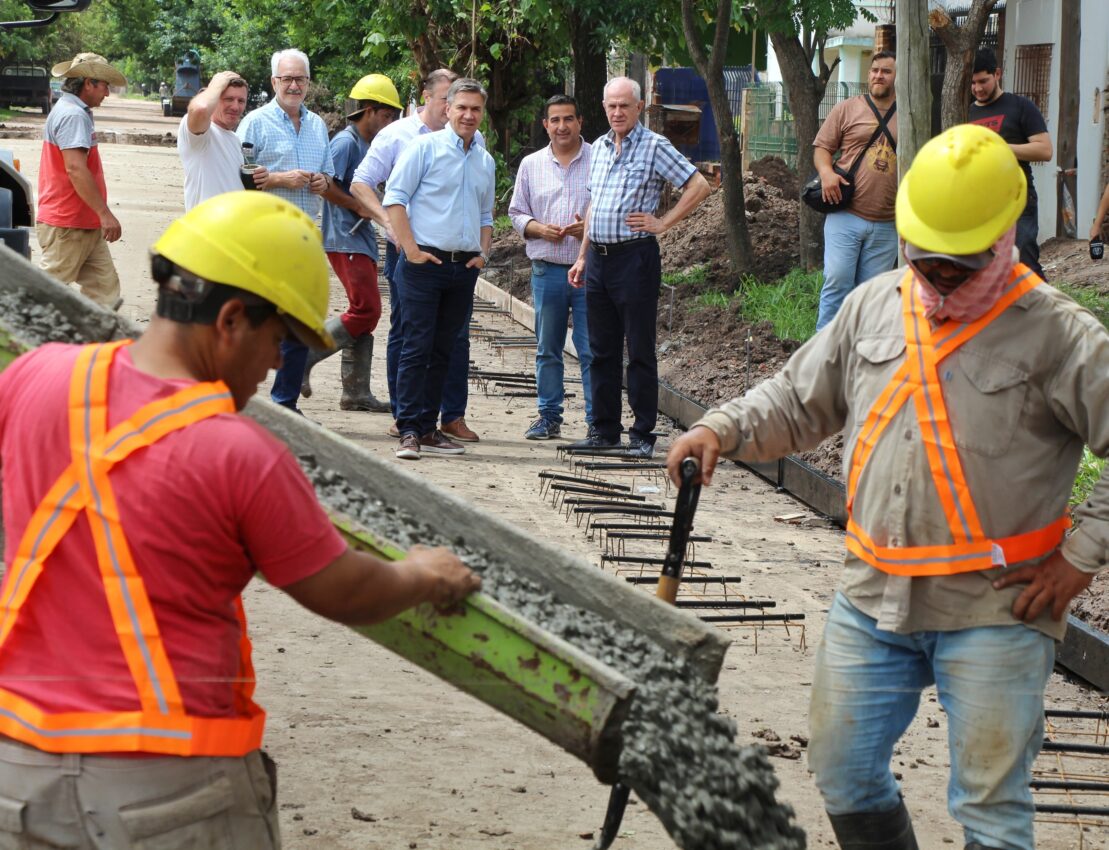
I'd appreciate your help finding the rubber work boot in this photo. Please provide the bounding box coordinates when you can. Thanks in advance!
[340,335,390,412]
[827,800,919,850]
[301,316,351,399]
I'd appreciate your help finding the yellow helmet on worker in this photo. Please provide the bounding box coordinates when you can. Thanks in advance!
[151,192,334,349]
[347,73,403,112]
[896,123,1026,259]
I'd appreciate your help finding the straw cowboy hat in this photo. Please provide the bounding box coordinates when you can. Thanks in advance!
[51,53,127,87]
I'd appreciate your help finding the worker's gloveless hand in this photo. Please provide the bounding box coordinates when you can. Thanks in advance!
[405,544,481,608]
[992,550,1093,622]
[667,425,721,487]
[820,170,850,205]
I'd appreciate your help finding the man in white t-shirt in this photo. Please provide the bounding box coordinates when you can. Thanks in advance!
[177,71,266,210]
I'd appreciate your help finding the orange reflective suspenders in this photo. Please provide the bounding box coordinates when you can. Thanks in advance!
[845,265,1070,577]
[0,341,266,755]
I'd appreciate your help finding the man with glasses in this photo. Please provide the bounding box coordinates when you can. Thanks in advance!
[36,53,127,309]
[350,68,486,444]
[669,124,1109,850]
[237,48,335,414]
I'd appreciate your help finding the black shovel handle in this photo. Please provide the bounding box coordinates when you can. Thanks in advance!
[657,457,701,604]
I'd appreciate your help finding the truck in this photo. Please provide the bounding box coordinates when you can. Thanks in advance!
[0,64,53,115]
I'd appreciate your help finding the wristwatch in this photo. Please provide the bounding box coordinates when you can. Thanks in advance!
[480,252,489,264]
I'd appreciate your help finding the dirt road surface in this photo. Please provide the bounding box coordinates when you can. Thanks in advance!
[2,101,1106,849]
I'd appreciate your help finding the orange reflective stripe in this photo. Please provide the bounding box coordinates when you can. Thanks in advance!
[904,281,986,543]
[0,686,264,756]
[846,519,995,576]
[0,342,263,755]
[847,266,1064,576]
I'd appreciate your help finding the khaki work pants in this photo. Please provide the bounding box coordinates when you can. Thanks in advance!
[36,223,121,309]
[0,737,280,849]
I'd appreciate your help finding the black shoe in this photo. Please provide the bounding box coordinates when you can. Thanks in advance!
[627,436,655,459]
[565,431,619,450]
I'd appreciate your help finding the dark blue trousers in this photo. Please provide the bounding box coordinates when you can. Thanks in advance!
[584,238,660,445]
[384,241,472,423]
[1016,203,1045,280]
[394,255,478,437]
[271,338,307,410]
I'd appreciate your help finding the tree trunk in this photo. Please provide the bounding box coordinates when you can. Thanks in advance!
[896,0,933,174]
[679,0,754,276]
[930,0,999,130]
[569,11,609,143]
[768,30,830,270]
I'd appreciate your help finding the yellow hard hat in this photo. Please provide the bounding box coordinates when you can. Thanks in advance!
[348,74,403,111]
[152,193,333,349]
[896,123,1027,257]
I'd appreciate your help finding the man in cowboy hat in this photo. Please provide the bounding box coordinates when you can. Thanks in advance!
[37,53,127,309]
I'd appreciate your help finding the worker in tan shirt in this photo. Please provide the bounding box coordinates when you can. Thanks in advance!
[670,124,1109,850]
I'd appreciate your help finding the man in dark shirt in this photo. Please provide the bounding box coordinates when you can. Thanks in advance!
[968,48,1053,277]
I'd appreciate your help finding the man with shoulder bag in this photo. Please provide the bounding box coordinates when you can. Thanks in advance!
[809,51,898,331]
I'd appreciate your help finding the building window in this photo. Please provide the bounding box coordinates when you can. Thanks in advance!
[1012,43,1052,116]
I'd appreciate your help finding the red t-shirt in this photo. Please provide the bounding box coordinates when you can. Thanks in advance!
[0,344,346,721]
[36,93,108,230]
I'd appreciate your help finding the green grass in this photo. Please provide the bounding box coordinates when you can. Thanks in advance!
[663,264,709,287]
[493,215,514,236]
[738,268,823,341]
[1056,281,1109,328]
[695,291,732,309]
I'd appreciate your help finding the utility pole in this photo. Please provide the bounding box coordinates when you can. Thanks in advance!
[895,0,932,179]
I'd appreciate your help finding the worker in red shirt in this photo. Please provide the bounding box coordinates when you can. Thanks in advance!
[0,192,479,847]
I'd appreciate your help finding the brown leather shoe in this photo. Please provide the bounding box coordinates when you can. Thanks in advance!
[441,417,479,442]
[387,422,400,438]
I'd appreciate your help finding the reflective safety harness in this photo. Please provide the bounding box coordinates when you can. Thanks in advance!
[0,341,266,755]
[846,264,1070,577]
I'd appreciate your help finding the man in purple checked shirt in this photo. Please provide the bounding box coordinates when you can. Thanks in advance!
[509,94,593,441]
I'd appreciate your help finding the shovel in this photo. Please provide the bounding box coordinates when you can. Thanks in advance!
[593,457,702,849]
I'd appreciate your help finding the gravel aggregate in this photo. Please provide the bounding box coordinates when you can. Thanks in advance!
[303,459,806,850]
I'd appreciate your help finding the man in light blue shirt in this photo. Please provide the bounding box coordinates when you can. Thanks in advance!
[237,48,334,413]
[351,69,485,444]
[383,78,494,460]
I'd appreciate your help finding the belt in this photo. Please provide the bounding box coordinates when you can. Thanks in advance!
[417,245,480,263]
[590,237,655,256]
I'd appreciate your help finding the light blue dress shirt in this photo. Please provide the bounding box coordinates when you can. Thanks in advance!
[382,126,495,253]
[236,98,334,219]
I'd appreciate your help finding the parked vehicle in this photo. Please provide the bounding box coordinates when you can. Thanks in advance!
[0,151,34,258]
[161,49,200,117]
[0,64,52,115]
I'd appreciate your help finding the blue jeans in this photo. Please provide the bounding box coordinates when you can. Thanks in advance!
[385,240,471,424]
[532,260,592,425]
[271,338,307,410]
[394,255,478,437]
[809,594,1053,850]
[817,211,899,331]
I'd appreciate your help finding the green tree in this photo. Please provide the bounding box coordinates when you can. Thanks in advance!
[752,0,873,270]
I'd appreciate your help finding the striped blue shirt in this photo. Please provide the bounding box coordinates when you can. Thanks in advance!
[236,98,334,218]
[586,122,697,244]
[382,127,495,253]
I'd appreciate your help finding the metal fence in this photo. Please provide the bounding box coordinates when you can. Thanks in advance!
[742,81,868,169]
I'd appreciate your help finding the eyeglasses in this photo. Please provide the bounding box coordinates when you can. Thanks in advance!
[275,75,309,86]
[914,257,979,274]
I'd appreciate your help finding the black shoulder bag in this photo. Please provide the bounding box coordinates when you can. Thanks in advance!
[800,95,896,215]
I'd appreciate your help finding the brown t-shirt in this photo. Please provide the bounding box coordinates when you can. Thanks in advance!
[813,95,898,222]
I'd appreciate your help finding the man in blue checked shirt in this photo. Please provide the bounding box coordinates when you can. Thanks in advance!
[567,77,712,459]
[237,48,335,414]
[383,78,495,461]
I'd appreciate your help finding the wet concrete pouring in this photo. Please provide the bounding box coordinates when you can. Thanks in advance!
[305,461,806,850]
